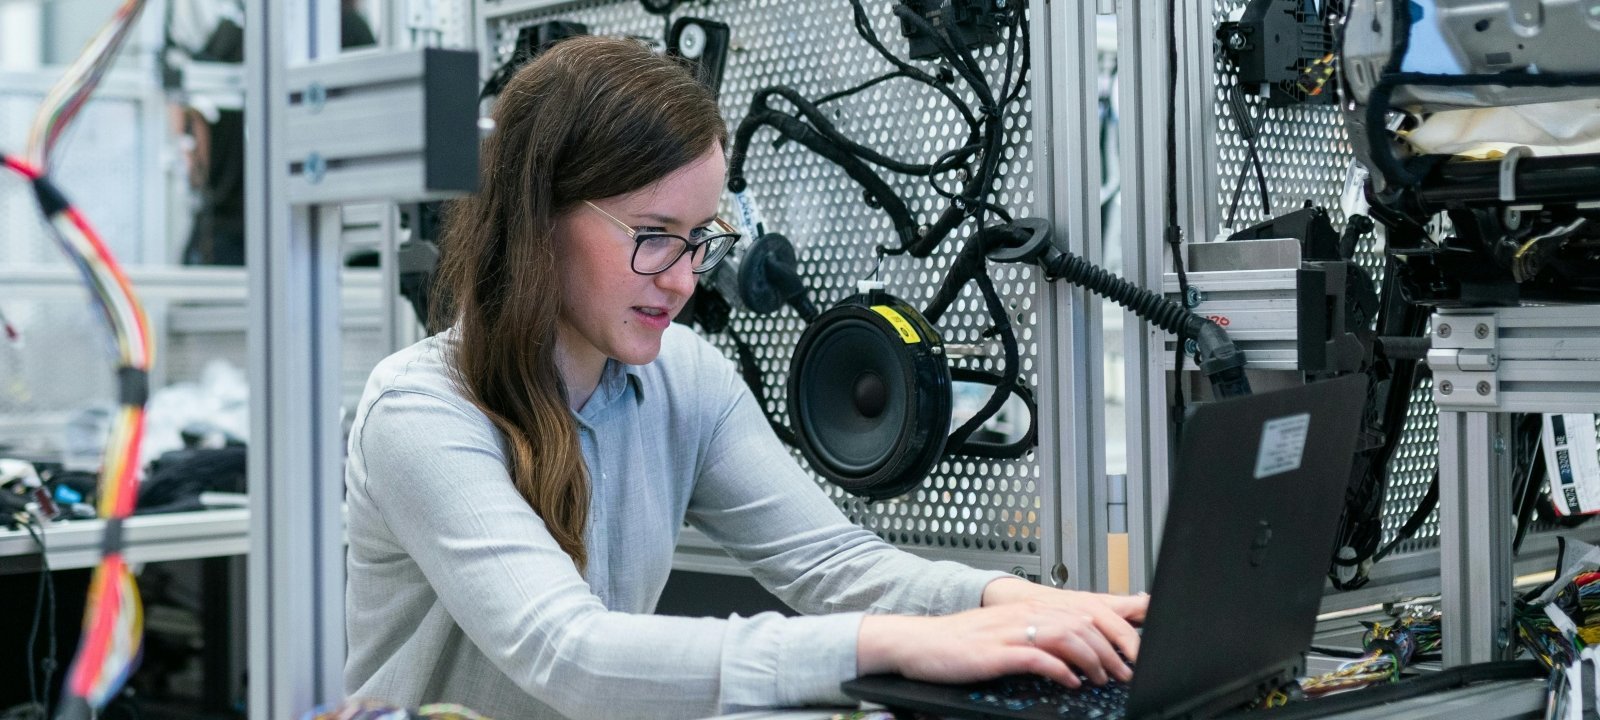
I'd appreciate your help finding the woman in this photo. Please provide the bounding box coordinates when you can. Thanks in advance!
[343,35,1146,720]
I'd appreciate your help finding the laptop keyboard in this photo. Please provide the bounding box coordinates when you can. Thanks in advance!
[964,674,1131,719]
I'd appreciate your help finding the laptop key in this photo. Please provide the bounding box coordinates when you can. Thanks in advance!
[961,674,1130,719]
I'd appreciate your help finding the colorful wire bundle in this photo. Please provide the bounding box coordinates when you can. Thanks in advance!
[1516,577,1598,671]
[25,0,150,170]
[4,43,154,717]
[6,5,155,715]
[1572,571,1600,644]
[1297,610,1441,697]
[1512,564,1600,717]
[3,153,153,716]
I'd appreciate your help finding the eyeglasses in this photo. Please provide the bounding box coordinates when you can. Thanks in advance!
[583,200,741,276]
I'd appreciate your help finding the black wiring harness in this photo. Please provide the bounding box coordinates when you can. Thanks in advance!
[721,0,1254,464]
[723,0,1037,457]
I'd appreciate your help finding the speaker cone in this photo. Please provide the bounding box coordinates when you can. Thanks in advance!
[788,292,951,500]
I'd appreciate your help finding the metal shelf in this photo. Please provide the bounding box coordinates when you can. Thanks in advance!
[0,508,249,575]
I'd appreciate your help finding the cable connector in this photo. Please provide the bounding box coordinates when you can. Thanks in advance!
[116,366,148,407]
[31,176,70,217]
[101,518,125,555]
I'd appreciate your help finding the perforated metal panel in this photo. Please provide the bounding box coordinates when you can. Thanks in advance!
[1208,0,1440,552]
[488,0,1044,560]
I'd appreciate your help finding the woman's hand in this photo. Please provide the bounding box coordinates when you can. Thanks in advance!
[856,599,1136,690]
[980,577,1147,664]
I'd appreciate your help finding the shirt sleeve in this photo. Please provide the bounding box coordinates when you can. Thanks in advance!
[354,388,867,718]
[685,339,1012,620]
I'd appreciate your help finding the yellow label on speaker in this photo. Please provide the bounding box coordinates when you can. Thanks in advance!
[871,305,922,344]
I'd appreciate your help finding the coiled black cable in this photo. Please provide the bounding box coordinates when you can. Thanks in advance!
[1043,252,1194,337]
[1041,249,1252,398]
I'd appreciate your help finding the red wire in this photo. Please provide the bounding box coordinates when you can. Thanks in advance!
[68,554,125,698]
[3,154,42,179]
[113,409,145,517]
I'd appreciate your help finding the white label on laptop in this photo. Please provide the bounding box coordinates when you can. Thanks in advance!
[1544,413,1600,516]
[1254,413,1311,479]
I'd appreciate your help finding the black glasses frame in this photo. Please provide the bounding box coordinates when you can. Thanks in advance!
[584,200,742,276]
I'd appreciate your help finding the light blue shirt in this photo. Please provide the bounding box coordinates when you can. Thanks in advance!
[343,324,1008,719]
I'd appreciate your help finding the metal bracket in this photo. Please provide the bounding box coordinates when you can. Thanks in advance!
[284,48,479,205]
[1163,238,1301,371]
[1429,312,1499,409]
[1431,305,1600,413]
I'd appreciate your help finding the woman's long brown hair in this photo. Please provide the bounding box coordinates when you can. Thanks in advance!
[432,36,726,571]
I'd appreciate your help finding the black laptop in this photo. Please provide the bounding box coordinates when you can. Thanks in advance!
[843,374,1369,720]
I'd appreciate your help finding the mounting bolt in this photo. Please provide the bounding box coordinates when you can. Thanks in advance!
[1477,381,1492,396]
[1437,323,1452,338]
[304,152,326,184]
[916,224,931,238]
[1184,287,1206,308]
[1227,31,1248,50]
[996,0,1008,8]
[1010,566,1027,578]
[1475,323,1489,339]
[1184,338,1200,358]
[306,82,327,113]
[1439,380,1454,395]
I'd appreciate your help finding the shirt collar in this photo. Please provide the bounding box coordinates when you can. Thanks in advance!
[577,357,645,423]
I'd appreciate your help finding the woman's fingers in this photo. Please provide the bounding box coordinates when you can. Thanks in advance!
[1008,647,1081,689]
[1086,606,1142,666]
[1028,609,1125,685]
[1102,592,1150,624]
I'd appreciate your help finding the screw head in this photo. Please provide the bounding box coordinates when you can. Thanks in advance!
[306,83,327,113]
[1184,287,1205,308]
[304,153,326,184]
[1439,380,1454,395]
[1475,323,1489,339]
[1010,566,1028,578]
[1184,338,1200,357]
[1437,323,1452,338]
[1477,381,1491,396]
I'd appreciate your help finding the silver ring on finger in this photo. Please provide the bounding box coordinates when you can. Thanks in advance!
[1025,624,1038,646]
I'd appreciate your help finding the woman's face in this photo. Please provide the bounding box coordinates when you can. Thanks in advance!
[554,142,727,371]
